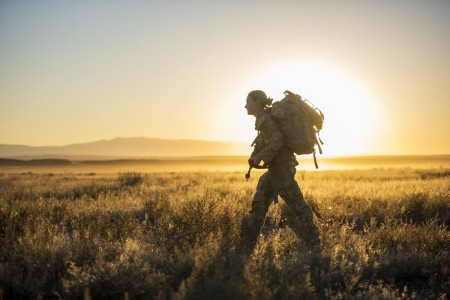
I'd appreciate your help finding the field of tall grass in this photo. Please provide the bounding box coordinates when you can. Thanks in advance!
[0,168,449,299]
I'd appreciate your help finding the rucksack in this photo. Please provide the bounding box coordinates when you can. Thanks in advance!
[271,90,324,168]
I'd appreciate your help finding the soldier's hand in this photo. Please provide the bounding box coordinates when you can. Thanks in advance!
[248,156,261,167]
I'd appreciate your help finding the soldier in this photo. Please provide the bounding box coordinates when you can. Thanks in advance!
[243,90,320,251]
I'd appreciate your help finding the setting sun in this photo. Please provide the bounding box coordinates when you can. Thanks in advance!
[221,61,383,156]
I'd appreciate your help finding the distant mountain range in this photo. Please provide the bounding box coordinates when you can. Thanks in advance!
[0,137,251,160]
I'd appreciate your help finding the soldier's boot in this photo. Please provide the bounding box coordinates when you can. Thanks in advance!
[297,213,321,251]
[279,184,321,251]
[243,215,264,253]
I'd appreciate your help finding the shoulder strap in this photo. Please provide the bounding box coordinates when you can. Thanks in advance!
[256,113,269,130]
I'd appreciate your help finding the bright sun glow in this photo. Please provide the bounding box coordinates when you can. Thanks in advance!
[220,61,383,156]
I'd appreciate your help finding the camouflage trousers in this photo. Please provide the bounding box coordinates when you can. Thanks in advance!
[244,162,320,251]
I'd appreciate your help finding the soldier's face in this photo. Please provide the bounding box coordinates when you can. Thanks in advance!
[245,97,258,116]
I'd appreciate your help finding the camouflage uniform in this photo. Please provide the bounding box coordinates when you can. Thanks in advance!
[245,109,320,250]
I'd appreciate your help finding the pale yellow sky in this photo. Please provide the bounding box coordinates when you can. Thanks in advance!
[0,0,449,155]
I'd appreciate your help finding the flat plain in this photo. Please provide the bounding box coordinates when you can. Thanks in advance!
[0,164,449,299]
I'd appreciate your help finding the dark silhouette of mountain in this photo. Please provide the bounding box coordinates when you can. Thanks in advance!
[0,137,250,159]
[0,158,73,166]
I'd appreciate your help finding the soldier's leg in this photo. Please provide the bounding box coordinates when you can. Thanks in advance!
[280,182,320,246]
[272,166,320,249]
[243,172,273,251]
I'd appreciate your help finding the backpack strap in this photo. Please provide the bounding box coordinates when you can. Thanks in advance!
[318,131,324,145]
[317,142,323,155]
[313,150,319,169]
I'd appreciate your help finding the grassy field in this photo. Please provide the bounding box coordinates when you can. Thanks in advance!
[0,168,449,299]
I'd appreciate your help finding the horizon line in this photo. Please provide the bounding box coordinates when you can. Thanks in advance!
[2,154,450,160]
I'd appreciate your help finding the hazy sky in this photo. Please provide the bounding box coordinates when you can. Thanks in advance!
[1,0,449,155]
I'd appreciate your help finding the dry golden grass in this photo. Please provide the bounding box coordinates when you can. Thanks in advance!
[0,169,449,299]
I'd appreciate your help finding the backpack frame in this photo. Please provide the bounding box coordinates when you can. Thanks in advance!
[271,90,324,168]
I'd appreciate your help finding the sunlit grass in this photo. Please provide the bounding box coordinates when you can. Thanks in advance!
[0,169,449,299]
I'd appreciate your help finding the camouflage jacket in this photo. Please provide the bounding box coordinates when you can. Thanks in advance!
[251,110,296,166]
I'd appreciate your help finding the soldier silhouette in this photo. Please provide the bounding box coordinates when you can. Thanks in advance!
[243,90,320,252]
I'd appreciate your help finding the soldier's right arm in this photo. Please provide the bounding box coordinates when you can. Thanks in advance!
[253,116,283,164]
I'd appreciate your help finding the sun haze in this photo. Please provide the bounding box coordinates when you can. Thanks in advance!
[0,0,449,156]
